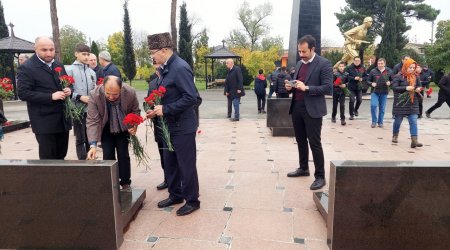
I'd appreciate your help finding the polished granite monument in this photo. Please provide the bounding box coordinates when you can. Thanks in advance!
[266,98,294,136]
[288,0,321,68]
[319,161,450,250]
[0,160,146,249]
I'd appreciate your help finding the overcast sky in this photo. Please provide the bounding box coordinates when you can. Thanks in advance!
[2,0,449,48]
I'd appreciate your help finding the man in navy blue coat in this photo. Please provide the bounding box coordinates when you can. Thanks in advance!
[146,32,200,216]
[285,35,333,190]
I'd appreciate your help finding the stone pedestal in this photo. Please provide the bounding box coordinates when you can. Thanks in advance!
[0,160,146,249]
[324,160,450,250]
[266,98,294,136]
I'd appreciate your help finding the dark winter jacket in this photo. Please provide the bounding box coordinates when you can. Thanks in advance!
[345,64,367,91]
[17,54,72,134]
[275,71,291,94]
[419,68,433,85]
[437,73,450,97]
[157,54,198,135]
[332,71,348,95]
[368,67,392,95]
[269,69,280,91]
[392,75,421,115]
[103,62,122,78]
[392,62,403,75]
[225,65,245,99]
[254,74,267,96]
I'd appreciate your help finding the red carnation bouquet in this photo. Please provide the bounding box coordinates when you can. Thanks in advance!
[54,67,84,122]
[123,113,150,167]
[334,77,350,96]
[0,77,14,100]
[97,77,104,85]
[144,86,174,152]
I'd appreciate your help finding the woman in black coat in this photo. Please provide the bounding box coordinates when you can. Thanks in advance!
[391,58,423,148]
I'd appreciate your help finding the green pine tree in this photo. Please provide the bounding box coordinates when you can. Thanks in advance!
[0,0,13,78]
[91,40,99,58]
[178,2,193,69]
[377,0,398,68]
[122,0,136,84]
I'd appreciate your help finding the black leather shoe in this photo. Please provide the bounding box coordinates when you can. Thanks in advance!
[227,115,231,118]
[287,168,310,177]
[354,111,359,116]
[157,198,183,208]
[176,203,200,216]
[349,116,354,120]
[156,181,168,190]
[310,178,326,190]
[230,118,239,122]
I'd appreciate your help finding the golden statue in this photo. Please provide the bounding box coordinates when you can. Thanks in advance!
[334,16,373,68]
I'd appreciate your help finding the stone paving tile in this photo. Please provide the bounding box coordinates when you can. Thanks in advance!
[229,172,279,190]
[198,187,232,210]
[124,210,169,241]
[152,210,230,241]
[198,171,233,189]
[231,238,305,250]
[224,208,293,242]
[304,239,329,250]
[229,159,274,173]
[227,185,284,211]
[119,240,153,250]
[293,209,327,241]
[152,238,227,250]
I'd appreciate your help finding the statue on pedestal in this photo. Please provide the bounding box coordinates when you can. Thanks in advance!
[334,16,373,68]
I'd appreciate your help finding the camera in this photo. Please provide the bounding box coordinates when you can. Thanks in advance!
[287,80,297,87]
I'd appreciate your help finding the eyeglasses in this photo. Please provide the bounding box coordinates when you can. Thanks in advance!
[149,49,162,55]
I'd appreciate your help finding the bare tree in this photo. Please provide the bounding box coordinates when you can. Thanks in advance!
[232,1,273,51]
[171,0,177,52]
[49,0,62,61]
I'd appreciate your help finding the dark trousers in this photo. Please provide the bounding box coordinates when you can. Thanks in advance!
[35,131,69,159]
[349,89,362,116]
[427,92,450,114]
[291,101,325,179]
[227,96,232,117]
[101,126,131,185]
[164,133,200,205]
[157,140,167,182]
[256,94,266,111]
[74,113,89,160]
[277,93,289,98]
[332,93,346,120]
[268,85,275,98]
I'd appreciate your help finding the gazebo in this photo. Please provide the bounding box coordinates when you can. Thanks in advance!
[0,23,35,100]
[204,41,241,89]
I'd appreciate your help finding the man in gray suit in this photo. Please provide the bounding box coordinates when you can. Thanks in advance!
[285,35,332,190]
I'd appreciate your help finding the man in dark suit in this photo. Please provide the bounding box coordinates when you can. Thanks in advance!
[285,35,333,190]
[98,51,122,78]
[146,32,200,216]
[224,59,244,121]
[18,36,72,159]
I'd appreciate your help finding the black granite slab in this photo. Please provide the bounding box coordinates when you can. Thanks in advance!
[266,98,294,136]
[3,120,30,133]
[313,191,328,223]
[327,160,450,250]
[0,159,145,249]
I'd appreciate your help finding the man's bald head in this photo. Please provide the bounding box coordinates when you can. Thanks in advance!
[34,36,55,63]
[104,76,122,102]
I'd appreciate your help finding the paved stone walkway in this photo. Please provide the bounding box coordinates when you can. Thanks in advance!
[1,90,449,249]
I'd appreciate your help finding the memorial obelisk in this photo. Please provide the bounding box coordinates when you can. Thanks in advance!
[287,0,321,68]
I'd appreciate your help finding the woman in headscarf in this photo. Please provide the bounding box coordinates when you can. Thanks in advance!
[391,58,423,148]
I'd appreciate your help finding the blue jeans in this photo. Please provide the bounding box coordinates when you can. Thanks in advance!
[393,114,418,136]
[232,97,240,119]
[370,93,387,125]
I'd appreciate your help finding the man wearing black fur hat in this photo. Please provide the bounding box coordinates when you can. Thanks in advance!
[145,32,200,216]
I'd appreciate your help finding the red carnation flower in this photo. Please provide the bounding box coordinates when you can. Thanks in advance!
[54,67,63,73]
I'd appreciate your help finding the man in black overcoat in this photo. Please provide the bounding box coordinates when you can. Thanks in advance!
[18,36,72,159]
